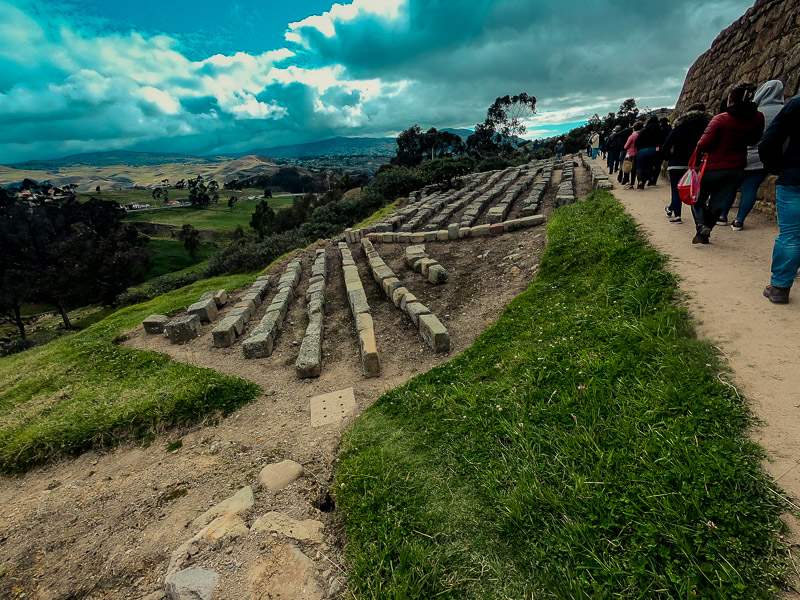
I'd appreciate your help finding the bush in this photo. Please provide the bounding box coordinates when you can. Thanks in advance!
[117,268,211,307]
[206,229,310,275]
[476,156,513,172]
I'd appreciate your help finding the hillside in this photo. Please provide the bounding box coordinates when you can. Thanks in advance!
[242,136,397,159]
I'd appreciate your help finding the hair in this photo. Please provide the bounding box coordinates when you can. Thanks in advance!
[687,102,706,112]
[633,121,643,131]
[659,117,669,124]
[729,81,757,105]
[646,116,659,126]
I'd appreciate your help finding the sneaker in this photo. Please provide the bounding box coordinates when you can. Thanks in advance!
[764,284,790,304]
[692,233,710,244]
[665,206,673,218]
[717,215,728,224]
[699,225,712,236]
[731,220,744,231]
[669,217,682,223]
[636,182,645,190]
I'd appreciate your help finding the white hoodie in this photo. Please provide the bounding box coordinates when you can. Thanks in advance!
[746,80,784,170]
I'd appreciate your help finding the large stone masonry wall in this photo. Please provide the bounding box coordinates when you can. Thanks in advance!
[675,0,800,215]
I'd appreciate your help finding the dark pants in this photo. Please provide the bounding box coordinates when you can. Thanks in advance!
[621,156,638,186]
[668,168,687,218]
[691,169,743,233]
[607,150,620,174]
[636,147,658,186]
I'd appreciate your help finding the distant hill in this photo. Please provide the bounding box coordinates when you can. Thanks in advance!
[241,136,397,159]
[7,151,229,170]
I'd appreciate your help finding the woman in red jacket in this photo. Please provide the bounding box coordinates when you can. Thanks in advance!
[691,82,765,244]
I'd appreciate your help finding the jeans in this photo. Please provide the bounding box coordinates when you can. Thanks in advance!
[771,185,800,288]
[620,156,638,186]
[591,148,599,159]
[607,151,620,174]
[691,169,743,233]
[720,169,768,220]
[668,168,687,218]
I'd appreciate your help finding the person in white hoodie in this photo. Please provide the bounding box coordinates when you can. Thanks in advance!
[720,80,785,229]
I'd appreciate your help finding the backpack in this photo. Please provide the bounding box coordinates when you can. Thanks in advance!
[678,151,706,205]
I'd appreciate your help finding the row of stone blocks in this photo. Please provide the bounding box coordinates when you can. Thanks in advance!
[458,169,519,228]
[486,167,542,224]
[405,245,447,284]
[211,277,271,347]
[584,155,613,190]
[338,242,380,377]
[361,239,450,353]
[295,249,327,378]
[242,259,302,359]
[362,214,545,245]
[555,159,577,208]
[143,289,229,343]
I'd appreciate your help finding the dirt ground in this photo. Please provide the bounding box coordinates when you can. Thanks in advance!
[0,161,587,600]
[588,154,800,597]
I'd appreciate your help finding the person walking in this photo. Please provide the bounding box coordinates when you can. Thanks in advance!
[660,103,711,224]
[606,125,623,174]
[554,140,564,160]
[590,131,600,159]
[634,116,665,189]
[760,93,800,303]
[720,80,785,229]
[616,124,633,183]
[622,121,643,189]
[690,82,764,244]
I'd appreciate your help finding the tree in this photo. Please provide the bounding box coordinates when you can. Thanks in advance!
[178,224,200,262]
[617,98,639,126]
[95,185,101,193]
[175,179,186,190]
[187,176,210,208]
[250,200,276,240]
[263,188,272,198]
[484,93,538,155]
[228,196,238,212]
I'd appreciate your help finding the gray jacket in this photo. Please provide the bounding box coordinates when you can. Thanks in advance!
[746,80,784,170]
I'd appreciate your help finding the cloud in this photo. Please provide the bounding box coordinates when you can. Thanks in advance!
[0,0,754,163]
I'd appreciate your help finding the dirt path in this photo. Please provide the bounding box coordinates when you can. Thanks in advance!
[587,155,800,594]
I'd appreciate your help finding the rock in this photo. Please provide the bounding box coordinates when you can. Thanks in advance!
[404,302,431,327]
[419,314,451,353]
[247,544,323,600]
[392,286,409,308]
[164,567,219,600]
[203,513,249,547]
[187,298,218,323]
[418,258,437,276]
[259,460,304,493]
[143,314,169,334]
[165,315,201,344]
[192,486,254,528]
[251,512,324,543]
[428,264,448,285]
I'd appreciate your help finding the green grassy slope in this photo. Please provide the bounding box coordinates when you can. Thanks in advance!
[336,191,787,599]
[0,273,261,473]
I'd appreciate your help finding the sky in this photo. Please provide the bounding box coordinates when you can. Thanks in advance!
[0,0,755,164]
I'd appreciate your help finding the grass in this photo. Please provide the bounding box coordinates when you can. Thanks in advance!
[353,198,398,229]
[143,238,218,279]
[0,272,262,474]
[335,190,788,599]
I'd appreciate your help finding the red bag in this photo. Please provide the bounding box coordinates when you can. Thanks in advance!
[678,150,706,205]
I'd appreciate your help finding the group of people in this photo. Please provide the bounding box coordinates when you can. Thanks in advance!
[593,79,800,304]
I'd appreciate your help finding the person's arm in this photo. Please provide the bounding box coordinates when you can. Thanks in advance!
[746,112,766,146]
[661,129,676,158]
[759,98,797,174]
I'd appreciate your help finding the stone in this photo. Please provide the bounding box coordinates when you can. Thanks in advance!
[259,460,304,493]
[458,227,471,238]
[203,513,249,547]
[234,300,255,320]
[404,302,430,327]
[447,223,460,240]
[410,233,425,243]
[419,314,451,353]
[305,280,325,303]
[242,330,274,359]
[348,289,370,316]
[436,230,449,241]
[295,333,322,378]
[247,545,323,600]
[359,326,380,378]
[143,314,169,334]
[165,315,200,343]
[489,222,506,236]
[400,292,418,313]
[211,289,228,307]
[428,264,448,284]
[241,291,262,309]
[418,258,437,277]
[423,231,438,242]
[309,387,357,428]
[193,486,254,528]
[211,316,239,348]
[372,265,395,285]
[251,512,324,543]
[471,224,492,237]
[392,286,409,308]
[187,298,218,323]
[164,568,219,600]
[382,276,403,298]
[518,215,545,228]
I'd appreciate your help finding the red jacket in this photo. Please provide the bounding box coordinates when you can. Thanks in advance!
[696,108,765,171]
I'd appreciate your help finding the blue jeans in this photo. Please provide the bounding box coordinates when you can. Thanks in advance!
[636,147,658,184]
[591,148,599,159]
[736,169,767,222]
[691,169,743,233]
[771,185,800,288]
[668,168,687,218]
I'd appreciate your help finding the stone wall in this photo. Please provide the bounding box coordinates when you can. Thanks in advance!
[675,0,800,215]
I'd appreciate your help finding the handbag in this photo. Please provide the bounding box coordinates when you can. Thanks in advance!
[677,151,707,205]
[622,157,633,173]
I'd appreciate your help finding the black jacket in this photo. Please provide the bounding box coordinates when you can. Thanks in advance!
[661,110,711,168]
[759,94,800,186]
[635,121,666,151]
